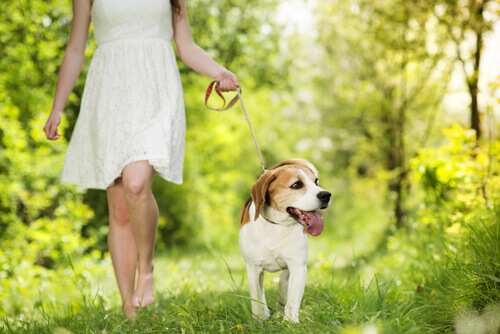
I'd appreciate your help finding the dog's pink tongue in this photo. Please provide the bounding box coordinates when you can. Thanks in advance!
[304,211,324,236]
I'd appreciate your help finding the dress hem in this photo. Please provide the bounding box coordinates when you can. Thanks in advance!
[61,155,183,190]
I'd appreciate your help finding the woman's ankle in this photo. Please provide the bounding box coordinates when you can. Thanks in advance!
[137,262,154,275]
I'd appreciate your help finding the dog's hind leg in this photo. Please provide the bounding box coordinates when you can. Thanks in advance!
[276,269,289,309]
[246,264,270,321]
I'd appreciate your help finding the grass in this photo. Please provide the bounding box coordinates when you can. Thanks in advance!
[2,209,499,333]
[1,239,428,334]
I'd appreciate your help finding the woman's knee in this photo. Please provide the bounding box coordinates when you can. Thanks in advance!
[107,179,130,226]
[122,161,154,201]
[123,178,149,200]
[110,203,129,227]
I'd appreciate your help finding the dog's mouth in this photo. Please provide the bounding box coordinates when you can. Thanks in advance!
[286,207,324,237]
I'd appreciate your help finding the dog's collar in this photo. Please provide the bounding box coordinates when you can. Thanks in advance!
[261,214,278,225]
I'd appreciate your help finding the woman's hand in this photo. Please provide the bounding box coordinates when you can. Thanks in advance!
[43,111,62,140]
[216,70,239,92]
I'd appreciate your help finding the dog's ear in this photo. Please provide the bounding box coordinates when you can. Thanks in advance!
[251,170,277,219]
[271,158,318,179]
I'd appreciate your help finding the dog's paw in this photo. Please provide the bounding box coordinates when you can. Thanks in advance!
[282,314,299,324]
[281,318,300,326]
[252,310,270,322]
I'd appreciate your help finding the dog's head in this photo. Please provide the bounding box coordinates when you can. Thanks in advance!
[251,158,331,236]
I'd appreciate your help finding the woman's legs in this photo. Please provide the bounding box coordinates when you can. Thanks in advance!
[120,160,158,308]
[106,177,138,317]
[106,160,158,316]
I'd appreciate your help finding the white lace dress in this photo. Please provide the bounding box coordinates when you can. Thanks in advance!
[61,0,185,190]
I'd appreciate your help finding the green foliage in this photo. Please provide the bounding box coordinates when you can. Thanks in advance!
[0,0,103,316]
[315,0,451,170]
[313,0,455,229]
[0,0,92,129]
[0,103,102,316]
[364,125,500,331]
[409,126,500,327]
[183,0,292,90]
[413,124,498,209]
[427,0,499,139]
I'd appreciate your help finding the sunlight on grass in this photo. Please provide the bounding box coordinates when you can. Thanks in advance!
[2,239,425,333]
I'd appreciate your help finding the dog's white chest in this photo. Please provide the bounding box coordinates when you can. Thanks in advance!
[239,218,308,272]
[255,250,289,272]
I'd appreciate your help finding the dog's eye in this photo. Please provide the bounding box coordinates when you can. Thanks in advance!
[290,181,303,189]
[315,178,319,185]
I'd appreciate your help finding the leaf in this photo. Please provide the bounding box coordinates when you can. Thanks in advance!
[484,274,500,283]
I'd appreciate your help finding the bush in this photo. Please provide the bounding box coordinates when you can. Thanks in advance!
[0,103,102,316]
[363,125,500,331]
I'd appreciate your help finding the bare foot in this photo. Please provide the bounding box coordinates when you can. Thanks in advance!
[132,271,155,308]
[123,302,137,319]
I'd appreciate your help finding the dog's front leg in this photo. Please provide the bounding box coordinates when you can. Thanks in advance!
[283,264,307,323]
[246,264,270,321]
[276,269,289,309]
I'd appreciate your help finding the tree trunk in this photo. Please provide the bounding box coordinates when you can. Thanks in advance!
[469,28,482,140]
[395,22,408,229]
[394,171,407,229]
[469,79,481,140]
[468,0,485,140]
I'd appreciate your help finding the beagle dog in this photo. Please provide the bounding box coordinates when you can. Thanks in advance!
[239,158,331,323]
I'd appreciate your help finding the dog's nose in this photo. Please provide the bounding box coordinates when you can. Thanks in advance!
[317,191,331,203]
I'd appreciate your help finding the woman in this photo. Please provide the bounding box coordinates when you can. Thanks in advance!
[43,0,238,318]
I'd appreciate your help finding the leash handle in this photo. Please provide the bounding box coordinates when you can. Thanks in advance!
[205,81,241,111]
[205,81,267,171]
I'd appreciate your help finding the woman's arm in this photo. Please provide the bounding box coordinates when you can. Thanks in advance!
[44,0,92,140]
[172,0,238,92]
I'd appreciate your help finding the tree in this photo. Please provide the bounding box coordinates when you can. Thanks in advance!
[430,0,499,140]
[314,0,452,230]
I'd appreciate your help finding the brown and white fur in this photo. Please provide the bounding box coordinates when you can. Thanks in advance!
[239,159,331,323]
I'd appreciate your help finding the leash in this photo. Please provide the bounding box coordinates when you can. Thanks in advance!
[205,81,268,171]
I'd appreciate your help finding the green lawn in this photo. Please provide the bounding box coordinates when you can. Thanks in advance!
[1,239,429,334]
[2,202,499,334]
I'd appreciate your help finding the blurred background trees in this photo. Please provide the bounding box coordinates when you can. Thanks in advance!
[429,0,498,140]
[1,0,499,326]
[315,0,453,233]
